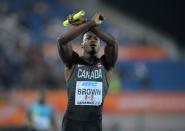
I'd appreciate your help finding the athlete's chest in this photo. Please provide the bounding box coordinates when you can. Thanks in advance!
[70,63,107,106]
[75,63,104,80]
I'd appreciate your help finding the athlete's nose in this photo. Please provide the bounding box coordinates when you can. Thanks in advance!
[90,39,97,44]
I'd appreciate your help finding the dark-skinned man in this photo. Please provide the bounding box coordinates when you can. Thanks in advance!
[58,12,118,131]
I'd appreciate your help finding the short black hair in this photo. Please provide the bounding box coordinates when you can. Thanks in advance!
[81,30,95,40]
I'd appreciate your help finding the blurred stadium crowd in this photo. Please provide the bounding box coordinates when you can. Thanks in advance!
[0,0,69,89]
[0,0,185,91]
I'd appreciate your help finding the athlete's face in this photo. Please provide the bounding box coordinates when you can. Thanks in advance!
[82,32,100,55]
[37,91,46,104]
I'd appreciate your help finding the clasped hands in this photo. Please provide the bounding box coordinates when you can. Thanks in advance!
[67,12,104,26]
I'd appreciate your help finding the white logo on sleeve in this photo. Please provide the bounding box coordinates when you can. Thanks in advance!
[75,81,102,106]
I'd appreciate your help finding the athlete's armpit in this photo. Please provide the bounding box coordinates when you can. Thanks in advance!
[57,41,79,68]
[103,41,118,69]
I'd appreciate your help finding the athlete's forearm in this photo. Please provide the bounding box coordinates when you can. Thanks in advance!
[90,27,116,45]
[58,21,96,45]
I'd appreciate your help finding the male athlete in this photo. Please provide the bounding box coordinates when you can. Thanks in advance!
[58,12,118,131]
[27,90,58,131]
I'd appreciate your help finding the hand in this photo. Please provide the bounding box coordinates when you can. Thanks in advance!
[67,14,86,26]
[92,12,104,25]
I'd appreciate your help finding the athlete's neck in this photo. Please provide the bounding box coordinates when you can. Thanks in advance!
[82,53,99,65]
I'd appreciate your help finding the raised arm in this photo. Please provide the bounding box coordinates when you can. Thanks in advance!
[91,27,118,70]
[57,21,96,68]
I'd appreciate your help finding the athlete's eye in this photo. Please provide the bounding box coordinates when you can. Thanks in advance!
[94,37,98,40]
[86,35,92,40]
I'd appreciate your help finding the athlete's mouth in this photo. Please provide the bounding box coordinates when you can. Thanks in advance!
[90,44,96,47]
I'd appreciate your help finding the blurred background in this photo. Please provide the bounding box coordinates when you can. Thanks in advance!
[0,0,185,131]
